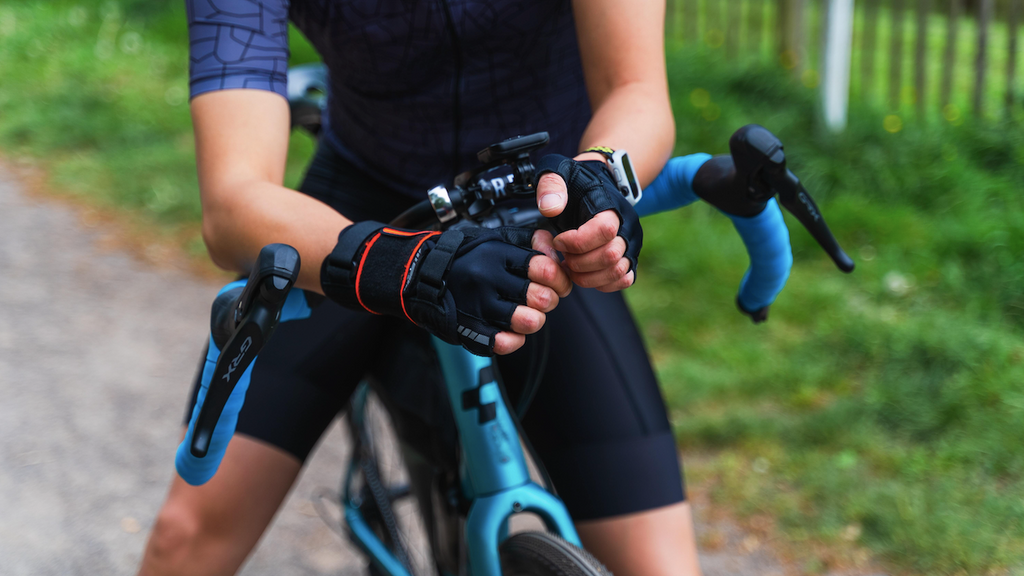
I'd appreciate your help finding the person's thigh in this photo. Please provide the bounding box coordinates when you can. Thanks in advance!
[497,288,685,521]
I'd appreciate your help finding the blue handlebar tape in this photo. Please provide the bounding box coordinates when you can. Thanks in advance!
[634,153,711,218]
[636,153,792,313]
[726,198,793,312]
[175,282,313,486]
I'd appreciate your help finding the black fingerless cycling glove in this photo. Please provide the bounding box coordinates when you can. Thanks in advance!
[533,154,643,276]
[321,221,539,356]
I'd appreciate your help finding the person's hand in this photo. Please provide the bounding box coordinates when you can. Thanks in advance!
[534,154,642,292]
[493,229,571,354]
[321,222,570,356]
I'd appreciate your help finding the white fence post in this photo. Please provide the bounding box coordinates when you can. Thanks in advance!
[823,0,856,132]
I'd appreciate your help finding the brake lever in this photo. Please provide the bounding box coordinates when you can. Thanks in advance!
[730,125,855,273]
[773,169,855,272]
[189,244,300,458]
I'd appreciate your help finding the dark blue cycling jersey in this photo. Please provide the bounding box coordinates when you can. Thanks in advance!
[186,0,592,198]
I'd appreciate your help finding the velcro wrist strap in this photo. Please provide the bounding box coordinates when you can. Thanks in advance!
[416,230,463,303]
[356,228,439,318]
[321,221,387,309]
[332,221,385,271]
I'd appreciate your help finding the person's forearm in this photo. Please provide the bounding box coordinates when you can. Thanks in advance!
[191,90,350,294]
[571,0,673,186]
[201,180,350,294]
[575,82,675,187]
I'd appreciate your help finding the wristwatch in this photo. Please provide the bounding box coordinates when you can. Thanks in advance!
[582,146,643,206]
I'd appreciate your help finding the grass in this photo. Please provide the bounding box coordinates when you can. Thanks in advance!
[638,44,1024,574]
[3,1,1024,574]
[0,0,317,257]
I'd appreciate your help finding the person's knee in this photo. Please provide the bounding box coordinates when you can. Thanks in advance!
[146,502,204,565]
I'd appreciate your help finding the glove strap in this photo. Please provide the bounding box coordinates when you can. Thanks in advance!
[321,221,386,310]
[321,222,442,320]
[356,228,440,319]
[416,230,463,304]
[331,221,384,270]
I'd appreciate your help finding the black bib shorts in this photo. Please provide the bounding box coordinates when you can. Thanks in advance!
[185,142,685,521]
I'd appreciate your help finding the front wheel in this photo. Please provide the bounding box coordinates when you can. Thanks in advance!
[500,531,612,576]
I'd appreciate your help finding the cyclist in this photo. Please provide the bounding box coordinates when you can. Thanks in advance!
[139,1,703,575]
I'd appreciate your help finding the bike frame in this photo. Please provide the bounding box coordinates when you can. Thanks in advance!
[283,66,582,573]
[342,338,580,576]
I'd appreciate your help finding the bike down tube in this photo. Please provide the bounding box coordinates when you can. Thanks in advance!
[431,338,580,576]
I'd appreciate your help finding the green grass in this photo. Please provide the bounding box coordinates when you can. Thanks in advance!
[639,45,1024,574]
[3,1,1024,574]
[0,0,316,256]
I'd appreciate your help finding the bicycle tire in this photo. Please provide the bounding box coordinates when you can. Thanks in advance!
[500,531,613,576]
[349,386,437,576]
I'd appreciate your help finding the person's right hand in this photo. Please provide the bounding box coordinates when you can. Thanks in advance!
[321,222,570,356]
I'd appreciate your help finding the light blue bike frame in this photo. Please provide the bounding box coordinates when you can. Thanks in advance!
[344,338,581,576]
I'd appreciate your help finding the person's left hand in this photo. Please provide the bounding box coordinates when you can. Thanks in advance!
[534,154,641,293]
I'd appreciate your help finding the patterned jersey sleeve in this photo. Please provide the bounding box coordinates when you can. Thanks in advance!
[186,0,290,100]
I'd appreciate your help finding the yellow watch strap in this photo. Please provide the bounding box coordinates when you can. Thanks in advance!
[582,146,615,158]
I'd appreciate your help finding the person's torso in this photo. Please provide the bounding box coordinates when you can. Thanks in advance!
[288,0,592,197]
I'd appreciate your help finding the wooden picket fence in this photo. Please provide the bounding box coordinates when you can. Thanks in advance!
[666,0,1023,121]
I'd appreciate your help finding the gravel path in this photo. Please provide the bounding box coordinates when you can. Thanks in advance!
[0,167,797,575]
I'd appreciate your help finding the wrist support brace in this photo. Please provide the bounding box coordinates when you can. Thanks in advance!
[321,222,538,356]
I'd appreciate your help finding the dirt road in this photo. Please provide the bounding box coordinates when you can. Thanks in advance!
[0,167,803,575]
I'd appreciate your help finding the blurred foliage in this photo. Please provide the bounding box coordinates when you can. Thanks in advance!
[637,42,1024,574]
[0,0,316,250]
[2,1,1024,574]
[670,0,1024,122]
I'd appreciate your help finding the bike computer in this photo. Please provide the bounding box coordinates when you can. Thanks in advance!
[476,132,549,165]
